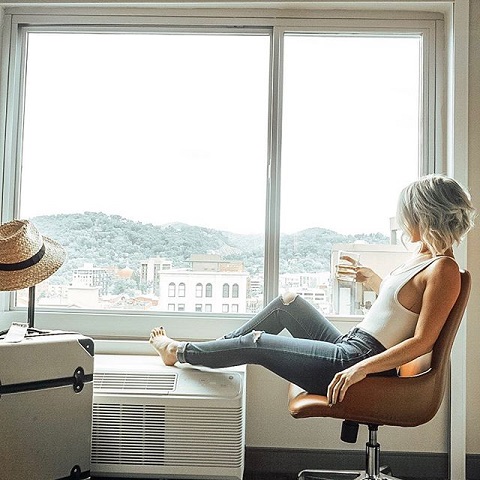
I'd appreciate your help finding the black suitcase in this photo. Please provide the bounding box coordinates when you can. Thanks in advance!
[0,329,94,479]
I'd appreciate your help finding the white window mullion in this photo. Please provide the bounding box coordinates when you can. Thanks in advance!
[423,21,439,174]
[434,18,447,174]
[0,12,11,225]
[1,17,27,316]
[2,16,26,223]
[263,26,284,305]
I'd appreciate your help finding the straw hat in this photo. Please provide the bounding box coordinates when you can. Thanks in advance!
[0,219,66,291]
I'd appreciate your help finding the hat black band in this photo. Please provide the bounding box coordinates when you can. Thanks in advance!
[0,244,46,271]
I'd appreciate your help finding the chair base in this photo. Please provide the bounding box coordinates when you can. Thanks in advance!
[298,425,402,479]
[298,465,401,480]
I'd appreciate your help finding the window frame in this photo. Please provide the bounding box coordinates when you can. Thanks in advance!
[0,10,444,341]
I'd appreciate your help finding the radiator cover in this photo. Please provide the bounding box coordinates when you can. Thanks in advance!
[91,355,246,479]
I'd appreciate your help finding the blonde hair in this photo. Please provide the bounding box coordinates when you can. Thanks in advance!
[397,174,476,255]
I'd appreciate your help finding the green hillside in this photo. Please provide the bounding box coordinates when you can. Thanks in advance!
[31,212,388,284]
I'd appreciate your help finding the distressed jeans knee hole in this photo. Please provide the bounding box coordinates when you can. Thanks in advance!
[252,331,263,343]
[281,292,298,305]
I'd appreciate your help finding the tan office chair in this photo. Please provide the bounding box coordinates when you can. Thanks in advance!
[288,270,471,480]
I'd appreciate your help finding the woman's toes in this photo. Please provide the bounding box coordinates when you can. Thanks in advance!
[149,326,166,342]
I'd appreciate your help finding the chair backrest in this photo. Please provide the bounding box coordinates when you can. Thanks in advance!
[431,269,471,366]
[399,270,471,378]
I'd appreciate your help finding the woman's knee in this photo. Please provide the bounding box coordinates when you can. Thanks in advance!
[281,291,298,305]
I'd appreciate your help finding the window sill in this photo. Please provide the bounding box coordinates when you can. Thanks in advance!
[1,309,363,341]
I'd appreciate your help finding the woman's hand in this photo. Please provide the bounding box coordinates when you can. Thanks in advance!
[356,266,383,294]
[356,266,375,284]
[327,364,368,405]
[339,255,380,289]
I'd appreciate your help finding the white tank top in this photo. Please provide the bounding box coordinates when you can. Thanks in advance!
[357,256,446,349]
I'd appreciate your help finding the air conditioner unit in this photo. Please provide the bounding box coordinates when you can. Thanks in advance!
[91,354,246,480]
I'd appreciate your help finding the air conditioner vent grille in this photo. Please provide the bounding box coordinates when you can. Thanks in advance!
[93,372,177,394]
[91,403,244,468]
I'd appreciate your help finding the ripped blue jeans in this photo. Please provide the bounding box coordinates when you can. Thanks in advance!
[176,294,391,395]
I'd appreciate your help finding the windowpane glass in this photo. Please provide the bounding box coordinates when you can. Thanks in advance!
[280,35,421,315]
[18,31,269,314]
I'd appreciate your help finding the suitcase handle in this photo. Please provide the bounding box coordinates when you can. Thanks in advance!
[0,367,93,395]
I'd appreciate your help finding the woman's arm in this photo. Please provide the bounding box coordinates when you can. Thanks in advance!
[356,267,382,294]
[327,257,461,405]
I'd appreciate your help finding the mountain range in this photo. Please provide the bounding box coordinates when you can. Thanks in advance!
[31,212,389,284]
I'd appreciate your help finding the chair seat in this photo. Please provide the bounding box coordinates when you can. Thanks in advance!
[288,368,445,427]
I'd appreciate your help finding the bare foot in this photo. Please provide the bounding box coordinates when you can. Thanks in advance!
[149,327,179,366]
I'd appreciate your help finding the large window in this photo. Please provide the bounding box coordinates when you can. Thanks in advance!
[1,13,441,323]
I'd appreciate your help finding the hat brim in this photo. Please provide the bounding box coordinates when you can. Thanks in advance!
[0,236,66,291]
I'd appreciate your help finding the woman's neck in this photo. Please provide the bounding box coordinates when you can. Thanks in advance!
[417,245,454,258]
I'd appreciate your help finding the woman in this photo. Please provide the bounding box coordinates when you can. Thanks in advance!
[150,174,475,406]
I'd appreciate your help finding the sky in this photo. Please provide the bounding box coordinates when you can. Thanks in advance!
[19,31,420,236]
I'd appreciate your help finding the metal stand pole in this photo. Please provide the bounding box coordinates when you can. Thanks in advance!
[28,285,35,328]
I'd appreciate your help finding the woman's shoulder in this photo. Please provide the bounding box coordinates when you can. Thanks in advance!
[420,256,462,309]
[432,254,459,268]
[425,255,460,283]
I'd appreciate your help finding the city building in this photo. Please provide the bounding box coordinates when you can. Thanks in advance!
[153,254,249,313]
[72,263,110,295]
[280,272,331,313]
[140,257,173,295]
